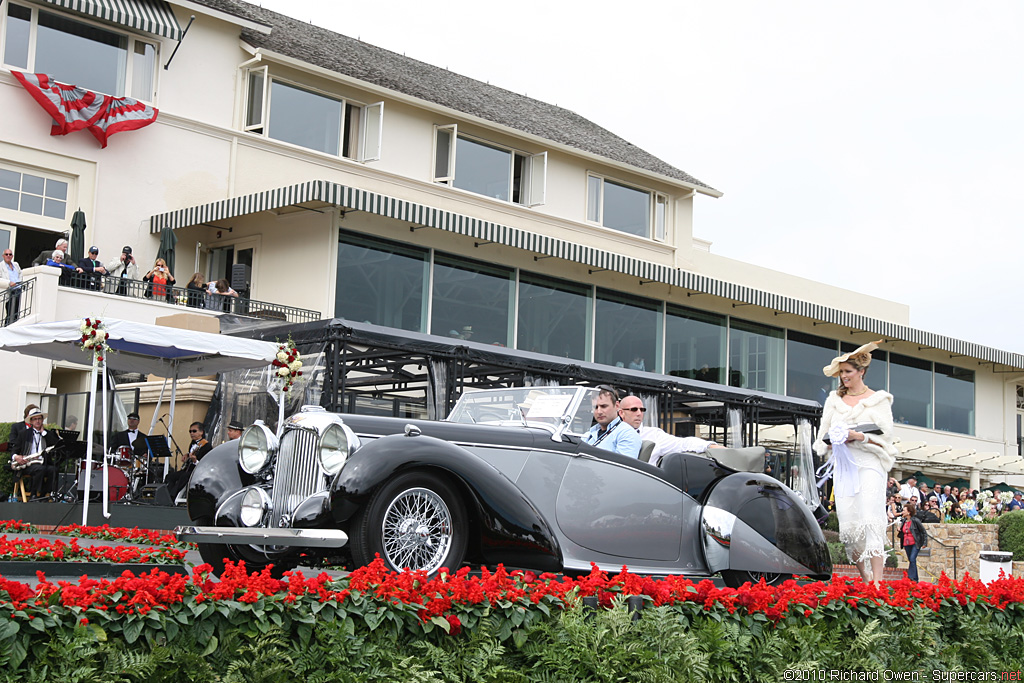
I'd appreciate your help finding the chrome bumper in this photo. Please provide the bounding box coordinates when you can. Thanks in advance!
[176,525,349,548]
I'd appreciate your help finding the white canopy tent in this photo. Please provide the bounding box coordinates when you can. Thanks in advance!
[0,319,281,522]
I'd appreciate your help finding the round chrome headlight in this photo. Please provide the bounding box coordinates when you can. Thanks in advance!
[238,422,278,474]
[319,423,359,476]
[240,487,270,527]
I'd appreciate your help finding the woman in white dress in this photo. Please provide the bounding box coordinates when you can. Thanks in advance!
[814,340,898,583]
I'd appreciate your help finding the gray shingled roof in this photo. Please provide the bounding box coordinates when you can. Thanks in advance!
[188,0,717,192]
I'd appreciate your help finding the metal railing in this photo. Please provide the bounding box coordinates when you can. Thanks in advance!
[58,271,319,324]
[0,277,35,328]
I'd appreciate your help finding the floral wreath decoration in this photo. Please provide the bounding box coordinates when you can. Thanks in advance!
[79,317,111,363]
[273,339,303,392]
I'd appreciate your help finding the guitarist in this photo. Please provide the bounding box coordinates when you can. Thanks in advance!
[11,408,59,500]
[165,422,211,501]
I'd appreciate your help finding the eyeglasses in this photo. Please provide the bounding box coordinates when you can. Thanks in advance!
[188,429,200,433]
[622,406,646,413]
[2,252,11,256]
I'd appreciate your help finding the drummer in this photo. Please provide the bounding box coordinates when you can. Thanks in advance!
[112,412,148,457]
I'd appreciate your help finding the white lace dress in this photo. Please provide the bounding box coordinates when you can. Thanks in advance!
[814,391,898,564]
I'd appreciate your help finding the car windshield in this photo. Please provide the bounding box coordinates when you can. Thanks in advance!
[447,386,597,434]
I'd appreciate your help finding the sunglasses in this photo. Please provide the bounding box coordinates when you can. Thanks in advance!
[622,406,646,413]
[2,252,11,256]
[189,429,200,433]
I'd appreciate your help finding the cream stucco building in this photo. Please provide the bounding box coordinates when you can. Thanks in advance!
[1,0,1021,489]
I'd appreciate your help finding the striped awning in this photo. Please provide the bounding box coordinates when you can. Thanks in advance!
[40,0,182,40]
[150,180,1024,370]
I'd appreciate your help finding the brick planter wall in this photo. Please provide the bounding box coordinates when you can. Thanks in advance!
[896,523,1000,581]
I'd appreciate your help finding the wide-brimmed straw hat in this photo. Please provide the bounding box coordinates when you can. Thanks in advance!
[822,339,884,377]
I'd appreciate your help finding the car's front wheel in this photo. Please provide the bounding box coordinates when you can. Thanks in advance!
[721,569,793,588]
[350,471,467,576]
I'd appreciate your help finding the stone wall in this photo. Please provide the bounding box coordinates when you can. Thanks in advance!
[898,523,1000,581]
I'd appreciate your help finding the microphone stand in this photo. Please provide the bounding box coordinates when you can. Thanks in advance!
[152,416,185,486]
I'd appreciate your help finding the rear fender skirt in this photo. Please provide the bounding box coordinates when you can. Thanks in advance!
[701,472,831,578]
[332,433,562,571]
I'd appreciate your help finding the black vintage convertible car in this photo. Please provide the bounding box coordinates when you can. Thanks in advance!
[177,386,830,586]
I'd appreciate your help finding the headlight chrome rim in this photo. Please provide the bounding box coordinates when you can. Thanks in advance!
[240,486,271,527]
[238,422,279,474]
[319,423,359,476]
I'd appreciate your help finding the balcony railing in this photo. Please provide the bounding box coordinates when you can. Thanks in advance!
[58,271,320,324]
[0,277,35,328]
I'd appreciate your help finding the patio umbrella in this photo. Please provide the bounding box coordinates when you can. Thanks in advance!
[984,482,1018,493]
[156,227,177,275]
[906,470,936,487]
[945,477,971,489]
[69,209,86,263]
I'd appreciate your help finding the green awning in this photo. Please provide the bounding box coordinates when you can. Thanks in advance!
[40,0,182,41]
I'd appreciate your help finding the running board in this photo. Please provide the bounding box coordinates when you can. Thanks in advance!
[176,525,349,548]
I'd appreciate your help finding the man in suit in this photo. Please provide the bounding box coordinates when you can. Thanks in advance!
[111,412,148,457]
[32,238,69,267]
[11,408,59,500]
[226,420,244,443]
[77,245,107,290]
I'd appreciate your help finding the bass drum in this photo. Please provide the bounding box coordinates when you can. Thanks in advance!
[78,462,130,502]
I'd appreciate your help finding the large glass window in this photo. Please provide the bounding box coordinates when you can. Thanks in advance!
[4,4,155,99]
[268,81,343,155]
[786,332,838,403]
[0,167,68,219]
[587,175,660,238]
[336,231,427,332]
[934,363,974,435]
[890,353,932,428]
[665,305,726,384]
[430,255,513,346]
[729,319,784,394]
[433,126,546,206]
[246,69,383,161]
[517,273,590,360]
[594,290,660,373]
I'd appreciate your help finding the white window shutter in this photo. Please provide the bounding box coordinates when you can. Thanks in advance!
[527,151,547,207]
[244,65,268,133]
[433,124,457,182]
[361,102,384,161]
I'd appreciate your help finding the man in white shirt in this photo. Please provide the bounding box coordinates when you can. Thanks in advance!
[618,395,721,465]
[0,248,22,324]
[899,477,922,506]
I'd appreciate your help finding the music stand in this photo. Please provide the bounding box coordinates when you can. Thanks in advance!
[144,435,173,486]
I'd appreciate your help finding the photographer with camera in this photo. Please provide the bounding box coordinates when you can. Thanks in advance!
[105,245,139,296]
[143,257,176,302]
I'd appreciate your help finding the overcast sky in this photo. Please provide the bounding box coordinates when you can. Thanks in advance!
[258,0,1024,355]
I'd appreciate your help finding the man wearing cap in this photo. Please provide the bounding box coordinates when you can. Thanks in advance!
[112,412,149,456]
[105,245,138,296]
[32,238,70,267]
[11,408,59,500]
[78,246,107,290]
[1008,491,1024,512]
[226,420,244,443]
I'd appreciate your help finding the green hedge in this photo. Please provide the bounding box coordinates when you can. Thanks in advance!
[998,510,1024,561]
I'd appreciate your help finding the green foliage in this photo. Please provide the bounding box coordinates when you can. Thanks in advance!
[886,547,899,569]
[998,510,1024,560]
[827,541,848,566]
[0,421,14,495]
[825,511,839,532]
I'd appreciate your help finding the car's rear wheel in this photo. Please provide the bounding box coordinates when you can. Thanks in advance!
[721,569,793,588]
[351,471,467,576]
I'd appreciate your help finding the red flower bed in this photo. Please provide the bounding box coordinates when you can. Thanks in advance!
[0,521,38,534]
[52,524,193,550]
[0,535,187,564]
[2,555,1019,626]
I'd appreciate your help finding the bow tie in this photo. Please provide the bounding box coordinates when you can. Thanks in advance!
[129,430,137,435]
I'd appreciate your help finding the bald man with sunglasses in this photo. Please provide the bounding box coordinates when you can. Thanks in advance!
[619,395,721,466]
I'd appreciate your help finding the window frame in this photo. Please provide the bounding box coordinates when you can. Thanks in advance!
[2,1,158,101]
[243,67,383,162]
[431,124,546,206]
[586,172,667,241]
[0,163,72,225]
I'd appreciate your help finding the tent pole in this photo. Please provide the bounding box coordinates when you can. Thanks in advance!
[166,367,177,481]
[101,356,111,519]
[82,357,98,525]
[278,384,285,433]
[148,376,169,435]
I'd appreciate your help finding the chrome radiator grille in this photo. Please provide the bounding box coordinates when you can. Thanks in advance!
[270,428,322,527]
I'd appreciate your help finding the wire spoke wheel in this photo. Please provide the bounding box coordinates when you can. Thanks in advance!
[352,471,468,577]
[381,487,453,573]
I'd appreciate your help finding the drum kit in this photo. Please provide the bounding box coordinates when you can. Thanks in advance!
[62,445,165,504]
